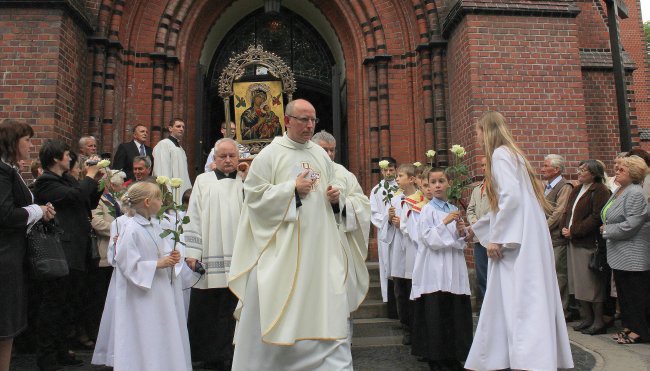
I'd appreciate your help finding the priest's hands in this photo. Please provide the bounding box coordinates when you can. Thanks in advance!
[326,185,340,204]
[487,243,503,260]
[157,250,181,269]
[295,170,313,198]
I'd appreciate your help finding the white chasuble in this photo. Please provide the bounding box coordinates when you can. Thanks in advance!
[369,179,396,302]
[152,138,192,199]
[184,171,243,289]
[113,215,192,371]
[465,147,573,371]
[229,135,349,346]
[334,162,371,313]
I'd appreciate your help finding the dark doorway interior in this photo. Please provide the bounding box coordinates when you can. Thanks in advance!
[203,7,345,166]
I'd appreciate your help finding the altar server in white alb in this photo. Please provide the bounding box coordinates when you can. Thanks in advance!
[229,99,351,370]
[411,168,473,371]
[380,164,416,345]
[112,181,192,371]
[92,207,131,368]
[465,111,573,371]
[152,118,192,200]
[184,138,245,370]
[369,157,397,303]
[312,130,370,316]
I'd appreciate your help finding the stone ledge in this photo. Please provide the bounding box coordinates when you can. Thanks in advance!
[580,48,636,71]
[442,0,581,37]
[0,0,94,33]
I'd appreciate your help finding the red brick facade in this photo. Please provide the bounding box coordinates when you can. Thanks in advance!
[1,0,649,260]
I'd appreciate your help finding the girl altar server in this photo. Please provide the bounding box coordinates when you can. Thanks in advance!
[112,181,192,370]
[410,168,473,371]
[465,111,572,370]
[92,195,133,368]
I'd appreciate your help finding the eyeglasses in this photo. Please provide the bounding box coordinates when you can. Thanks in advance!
[576,167,589,174]
[287,115,320,124]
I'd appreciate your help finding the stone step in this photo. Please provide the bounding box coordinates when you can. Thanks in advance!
[352,318,403,339]
[365,281,382,301]
[367,261,380,283]
[352,299,387,319]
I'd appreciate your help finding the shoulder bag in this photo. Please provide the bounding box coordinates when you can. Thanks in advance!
[26,220,69,280]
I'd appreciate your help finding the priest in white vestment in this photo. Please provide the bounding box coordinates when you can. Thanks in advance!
[185,138,244,370]
[465,112,573,371]
[152,118,192,199]
[369,158,397,302]
[312,130,370,316]
[229,100,352,371]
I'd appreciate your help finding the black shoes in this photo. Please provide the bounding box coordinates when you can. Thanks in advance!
[581,326,607,335]
[572,321,592,331]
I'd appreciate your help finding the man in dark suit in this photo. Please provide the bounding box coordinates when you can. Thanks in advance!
[113,125,152,181]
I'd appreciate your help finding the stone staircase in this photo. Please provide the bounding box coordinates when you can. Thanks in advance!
[351,262,402,347]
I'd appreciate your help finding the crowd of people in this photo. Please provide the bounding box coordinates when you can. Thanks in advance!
[0,104,649,371]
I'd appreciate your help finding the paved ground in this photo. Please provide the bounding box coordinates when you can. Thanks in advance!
[13,318,648,370]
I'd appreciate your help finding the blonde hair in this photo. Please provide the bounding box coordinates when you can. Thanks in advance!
[477,111,550,213]
[397,163,416,177]
[120,181,161,216]
[620,155,648,184]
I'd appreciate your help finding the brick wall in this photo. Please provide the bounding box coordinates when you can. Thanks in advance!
[0,7,89,167]
[447,13,590,175]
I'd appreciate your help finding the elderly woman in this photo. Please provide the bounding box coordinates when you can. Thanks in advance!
[0,119,55,370]
[89,170,126,338]
[601,156,650,344]
[562,160,611,335]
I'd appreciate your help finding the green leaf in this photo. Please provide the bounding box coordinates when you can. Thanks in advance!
[383,181,389,190]
[160,230,173,239]
[182,216,190,224]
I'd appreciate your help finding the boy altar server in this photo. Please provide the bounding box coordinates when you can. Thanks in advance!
[380,163,417,345]
[370,157,397,305]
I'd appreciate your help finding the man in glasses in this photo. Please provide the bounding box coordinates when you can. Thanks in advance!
[229,99,352,370]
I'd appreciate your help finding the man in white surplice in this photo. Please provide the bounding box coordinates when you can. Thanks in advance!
[312,130,371,319]
[229,99,352,370]
[184,138,244,370]
[152,118,192,199]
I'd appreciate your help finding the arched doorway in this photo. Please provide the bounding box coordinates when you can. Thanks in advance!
[202,7,345,164]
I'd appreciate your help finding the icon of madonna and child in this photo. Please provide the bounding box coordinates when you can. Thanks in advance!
[235,82,284,141]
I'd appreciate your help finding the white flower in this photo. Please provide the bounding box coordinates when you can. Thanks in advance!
[413,162,422,167]
[169,178,183,188]
[156,176,170,185]
[97,159,111,169]
[426,150,436,158]
[450,144,467,158]
[378,160,389,169]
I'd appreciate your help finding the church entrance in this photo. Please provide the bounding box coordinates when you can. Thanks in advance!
[202,7,346,165]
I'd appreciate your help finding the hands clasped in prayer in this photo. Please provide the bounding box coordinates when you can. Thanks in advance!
[295,169,340,205]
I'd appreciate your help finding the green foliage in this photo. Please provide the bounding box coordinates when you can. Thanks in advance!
[156,182,190,250]
[644,21,650,45]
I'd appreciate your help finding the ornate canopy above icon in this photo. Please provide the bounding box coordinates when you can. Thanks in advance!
[218,45,297,155]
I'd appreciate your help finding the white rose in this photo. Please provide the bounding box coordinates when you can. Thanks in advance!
[426,150,436,158]
[97,159,111,169]
[378,160,389,169]
[413,162,422,167]
[156,176,170,185]
[169,178,183,188]
[450,144,467,158]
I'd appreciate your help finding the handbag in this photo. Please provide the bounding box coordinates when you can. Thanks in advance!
[588,236,609,273]
[26,220,69,280]
[88,228,100,267]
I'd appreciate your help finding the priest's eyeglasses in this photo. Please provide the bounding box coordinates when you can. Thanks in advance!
[287,115,320,124]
